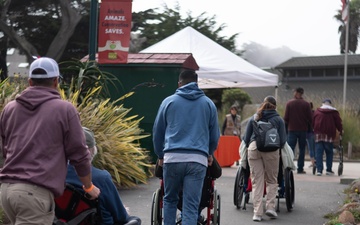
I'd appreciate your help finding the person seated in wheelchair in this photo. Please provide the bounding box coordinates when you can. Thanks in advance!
[66,127,141,225]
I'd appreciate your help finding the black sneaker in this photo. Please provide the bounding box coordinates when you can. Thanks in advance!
[326,171,335,175]
[297,170,306,174]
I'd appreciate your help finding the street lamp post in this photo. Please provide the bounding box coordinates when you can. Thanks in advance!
[89,0,99,61]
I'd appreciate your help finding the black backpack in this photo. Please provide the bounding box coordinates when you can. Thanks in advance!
[252,119,280,152]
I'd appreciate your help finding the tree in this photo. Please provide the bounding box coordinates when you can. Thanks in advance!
[221,89,252,114]
[335,0,360,53]
[0,0,84,64]
[0,1,239,80]
[132,3,239,53]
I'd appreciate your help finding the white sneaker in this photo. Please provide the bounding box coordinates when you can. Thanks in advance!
[316,172,322,176]
[265,209,278,219]
[252,215,262,222]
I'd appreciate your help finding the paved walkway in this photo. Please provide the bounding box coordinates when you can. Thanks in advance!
[119,160,359,225]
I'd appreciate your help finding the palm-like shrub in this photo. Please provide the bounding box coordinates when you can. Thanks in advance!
[60,87,152,187]
[58,60,153,187]
[59,60,120,103]
[0,60,153,188]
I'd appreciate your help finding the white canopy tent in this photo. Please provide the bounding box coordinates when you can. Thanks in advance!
[140,26,278,89]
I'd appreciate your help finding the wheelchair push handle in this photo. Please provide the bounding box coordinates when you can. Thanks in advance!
[84,192,92,199]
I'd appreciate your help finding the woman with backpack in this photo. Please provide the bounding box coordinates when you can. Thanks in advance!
[243,96,287,222]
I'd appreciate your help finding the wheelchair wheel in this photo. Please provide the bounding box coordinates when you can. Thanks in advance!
[233,167,245,209]
[151,188,162,225]
[338,162,343,176]
[312,165,316,175]
[212,189,220,225]
[284,168,295,212]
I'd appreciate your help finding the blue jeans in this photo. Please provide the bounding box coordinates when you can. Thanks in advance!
[163,162,206,225]
[287,131,307,172]
[306,132,315,159]
[315,141,334,173]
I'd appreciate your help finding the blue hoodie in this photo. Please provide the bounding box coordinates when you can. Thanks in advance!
[153,82,220,159]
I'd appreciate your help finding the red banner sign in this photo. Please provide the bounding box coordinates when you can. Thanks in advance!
[98,0,132,64]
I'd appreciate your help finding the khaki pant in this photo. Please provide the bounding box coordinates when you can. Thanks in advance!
[1,183,55,225]
[248,141,279,216]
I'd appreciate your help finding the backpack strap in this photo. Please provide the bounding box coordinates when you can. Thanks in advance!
[66,208,97,225]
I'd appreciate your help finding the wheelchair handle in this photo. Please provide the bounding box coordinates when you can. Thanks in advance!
[84,192,92,199]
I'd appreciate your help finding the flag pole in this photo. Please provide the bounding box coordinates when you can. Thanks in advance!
[342,0,350,113]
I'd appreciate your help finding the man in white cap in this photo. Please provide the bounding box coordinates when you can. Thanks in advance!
[0,57,100,225]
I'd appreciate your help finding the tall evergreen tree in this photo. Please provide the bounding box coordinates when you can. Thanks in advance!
[132,3,239,54]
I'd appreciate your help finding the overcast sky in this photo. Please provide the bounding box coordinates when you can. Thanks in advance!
[132,0,343,56]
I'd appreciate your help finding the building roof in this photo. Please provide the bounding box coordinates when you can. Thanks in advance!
[81,53,199,70]
[275,54,360,69]
[6,48,28,77]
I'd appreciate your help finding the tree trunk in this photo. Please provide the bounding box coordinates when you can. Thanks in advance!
[0,0,82,62]
[46,0,82,60]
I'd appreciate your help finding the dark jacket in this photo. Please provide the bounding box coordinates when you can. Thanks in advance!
[313,105,342,140]
[243,110,287,148]
[284,98,312,132]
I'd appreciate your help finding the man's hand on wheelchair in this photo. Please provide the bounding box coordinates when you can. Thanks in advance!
[208,155,213,166]
[157,158,164,167]
[83,183,101,200]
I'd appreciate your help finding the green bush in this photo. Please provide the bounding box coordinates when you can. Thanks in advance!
[221,89,251,117]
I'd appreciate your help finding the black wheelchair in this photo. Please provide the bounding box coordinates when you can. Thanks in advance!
[151,168,221,225]
[233,151,295,212]
[53,184,100,225]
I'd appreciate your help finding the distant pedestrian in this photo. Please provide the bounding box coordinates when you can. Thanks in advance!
[222,104,241,137]
[222,104,241,165]
[284,87,312,174]
[153,70,220,225]
[313,98,343,176]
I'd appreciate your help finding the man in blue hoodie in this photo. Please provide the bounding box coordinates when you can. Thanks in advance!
[153,70,220,225]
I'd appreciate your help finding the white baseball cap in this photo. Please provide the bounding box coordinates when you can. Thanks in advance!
[29,57,60,78]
